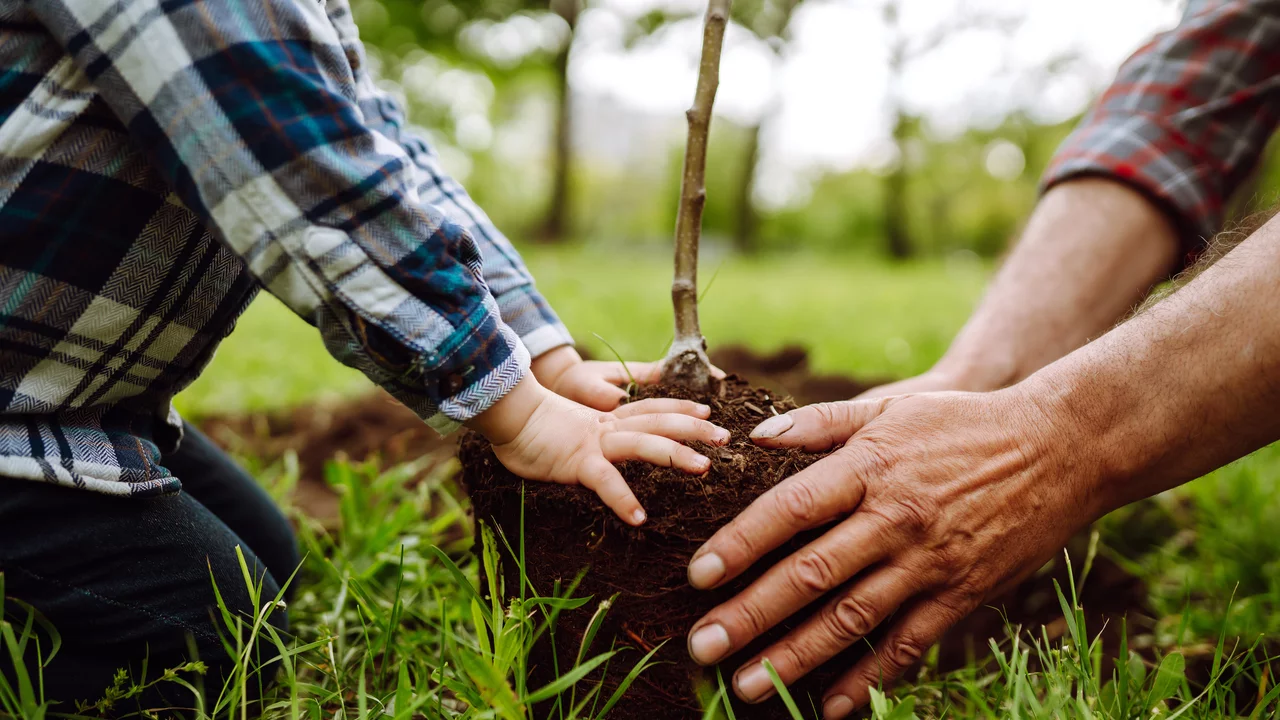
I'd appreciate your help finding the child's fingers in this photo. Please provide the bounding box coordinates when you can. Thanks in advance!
[613,414,729,446]
[580,456,647,526]
[612,398,711,420]
[601,432,712,475]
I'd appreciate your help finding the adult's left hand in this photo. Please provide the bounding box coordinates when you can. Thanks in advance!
[683,383,1105,718]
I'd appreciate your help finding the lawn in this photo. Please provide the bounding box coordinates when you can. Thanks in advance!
[5,249,1279,719]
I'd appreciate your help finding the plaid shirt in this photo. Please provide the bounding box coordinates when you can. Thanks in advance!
[1044,0,1280,261]
[0,0,571,497]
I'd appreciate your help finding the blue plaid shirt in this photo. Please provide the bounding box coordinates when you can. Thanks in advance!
[0,0,572,496]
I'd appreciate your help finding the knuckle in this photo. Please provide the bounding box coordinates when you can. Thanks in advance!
[887,636,925,670]
[829,594,878,642]
[773,642,815,678]
[725,523,759,563]
[736,599,772,637]
[777,480,819,525]
[791,549,840,595]
[845,433,896,477]
[881,495,937,536]
[812,401,846,425]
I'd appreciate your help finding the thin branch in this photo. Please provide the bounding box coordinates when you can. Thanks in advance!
[661,0,731,390]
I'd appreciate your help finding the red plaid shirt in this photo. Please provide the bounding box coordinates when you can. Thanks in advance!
[1043,0,1280,263]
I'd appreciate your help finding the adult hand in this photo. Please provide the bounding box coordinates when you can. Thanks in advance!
[683,383,1104,718]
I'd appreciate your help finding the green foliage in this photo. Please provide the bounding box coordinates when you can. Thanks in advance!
[0,576,57,720]
[1101,442,1280,644]
[347,0,1087,260]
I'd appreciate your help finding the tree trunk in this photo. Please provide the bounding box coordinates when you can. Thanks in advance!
[539,0,579,243]
[732,121,762,254]
[883,109,913,259]
[732,0,801,255]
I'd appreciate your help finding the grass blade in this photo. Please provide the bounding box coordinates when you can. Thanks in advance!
[762,658,804,720]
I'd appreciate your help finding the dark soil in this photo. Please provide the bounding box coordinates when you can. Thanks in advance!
[461,376,845,719]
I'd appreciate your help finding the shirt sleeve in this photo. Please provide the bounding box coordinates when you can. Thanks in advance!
[1042,0,1280,263]
[325,0,575,360]
[30,0,529,431]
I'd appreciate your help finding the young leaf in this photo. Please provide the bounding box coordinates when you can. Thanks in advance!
[1147,652,1186,710]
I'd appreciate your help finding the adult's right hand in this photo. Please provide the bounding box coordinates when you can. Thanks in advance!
[684,383,1103,716]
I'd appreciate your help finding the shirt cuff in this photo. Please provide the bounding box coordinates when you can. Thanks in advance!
[1041,112,1225,267]
[426,319,531,434]
[492,284,574,359]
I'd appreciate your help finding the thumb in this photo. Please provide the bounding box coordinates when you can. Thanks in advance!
[576,379,629,411]
[749,399,890,451]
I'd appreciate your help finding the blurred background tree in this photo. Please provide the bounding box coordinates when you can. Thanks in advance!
[344,0,1269,263]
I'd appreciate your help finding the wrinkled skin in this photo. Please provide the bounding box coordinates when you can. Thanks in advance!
[684,386,1098,715]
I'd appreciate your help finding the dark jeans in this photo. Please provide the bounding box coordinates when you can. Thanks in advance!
[0,423,299,711]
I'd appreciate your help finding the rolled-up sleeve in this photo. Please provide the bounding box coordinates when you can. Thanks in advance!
[1043,0,1280,263]
[325,0,575,359]
[30,0,528,430]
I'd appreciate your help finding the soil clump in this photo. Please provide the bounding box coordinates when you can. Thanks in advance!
[461,376,844,718]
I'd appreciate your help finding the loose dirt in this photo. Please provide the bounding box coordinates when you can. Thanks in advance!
[461,376,844,719]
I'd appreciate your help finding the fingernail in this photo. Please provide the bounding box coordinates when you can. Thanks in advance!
[696,403,711,416]
[687,552,725,589]
[824,695,855,719]
[687,623,731,665]
[632,508,647,525]
[750,414,793,440]
[714,428,731,445]
[735,662,774,702]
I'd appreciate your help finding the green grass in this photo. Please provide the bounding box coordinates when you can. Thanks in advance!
[174,249,988,417]
[4,453,1279,719]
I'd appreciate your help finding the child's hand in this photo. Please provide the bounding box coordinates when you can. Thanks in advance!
[468,375,729,526]
[531,346,726,411]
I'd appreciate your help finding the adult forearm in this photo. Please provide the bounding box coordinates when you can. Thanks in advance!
[1035,211,1280,515]
[936,178,1180,390]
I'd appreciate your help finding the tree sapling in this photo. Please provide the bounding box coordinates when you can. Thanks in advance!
[660,0,731,393]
